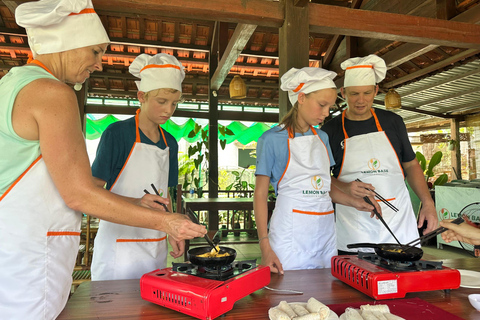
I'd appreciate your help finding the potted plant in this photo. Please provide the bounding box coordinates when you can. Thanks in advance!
[415,151,448,189]
[447,139,457,151]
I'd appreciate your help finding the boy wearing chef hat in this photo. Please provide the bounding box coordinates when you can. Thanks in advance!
[321,54,437,255]
[91,53,185,281]
[254,67,378,273]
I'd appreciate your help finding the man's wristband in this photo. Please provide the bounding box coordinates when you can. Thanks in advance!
[258,236,269,243]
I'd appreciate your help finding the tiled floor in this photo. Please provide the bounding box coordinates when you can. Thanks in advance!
[168,233,477,266]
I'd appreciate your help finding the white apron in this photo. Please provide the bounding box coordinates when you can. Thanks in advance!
[269,126,336,270]
[0,156,82,320]
[91,109,169,280]
[336,109,419,252]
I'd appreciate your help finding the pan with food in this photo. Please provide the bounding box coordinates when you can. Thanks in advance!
[187,246,237,267]
[346,243,423,261]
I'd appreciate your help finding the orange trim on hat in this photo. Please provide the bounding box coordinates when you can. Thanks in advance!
[69,8,96,16]
[292,83,305,93]
[346,65,374,70]
[140,64,181,73]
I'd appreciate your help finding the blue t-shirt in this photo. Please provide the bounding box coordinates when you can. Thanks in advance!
[92,116,178,190]
[255,126,335,195]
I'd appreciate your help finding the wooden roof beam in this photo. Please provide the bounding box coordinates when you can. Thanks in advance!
[210,23,257,91]
[382,48,480,88]
[94,0,284,28]
[309,3,480,49]
[382,4,480,69]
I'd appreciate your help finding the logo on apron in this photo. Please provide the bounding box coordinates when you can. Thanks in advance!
[302,176,327,196]
[361,158,389,174]
[311,175,324,190]
[157,188,165,197]
[368,158,381,170]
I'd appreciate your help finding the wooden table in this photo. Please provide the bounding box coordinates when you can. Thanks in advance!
[58,258,480,319]
[182,197,275,231]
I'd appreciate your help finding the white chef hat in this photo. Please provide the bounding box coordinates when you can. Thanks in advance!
[129,53,185,93]
[341,54,387,88]
[280,67,337,105]
[15,0,110,57]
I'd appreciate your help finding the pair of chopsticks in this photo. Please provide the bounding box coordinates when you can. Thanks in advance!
[143,183,169,212]
[404,216,464,248]
[356,178,398,213]
[363,196,402,245]
[186,208,219,252]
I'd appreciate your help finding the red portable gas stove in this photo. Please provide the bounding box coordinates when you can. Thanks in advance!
[331,253,461,300]
[140,259,270,320]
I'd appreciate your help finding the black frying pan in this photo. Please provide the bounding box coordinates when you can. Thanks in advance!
[187,246,237,267]
[347,243,423,261]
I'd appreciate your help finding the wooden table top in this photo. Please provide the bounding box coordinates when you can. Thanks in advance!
[58,258,480,320]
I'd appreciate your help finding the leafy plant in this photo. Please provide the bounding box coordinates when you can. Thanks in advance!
[185,123,234,196]
[416,151,448,188]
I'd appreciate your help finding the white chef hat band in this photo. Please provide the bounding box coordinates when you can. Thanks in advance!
[16,0,110,57]
[288,79,336,105]
[130,53,185,93]
[140,64,182,73]
[342,54,387,87]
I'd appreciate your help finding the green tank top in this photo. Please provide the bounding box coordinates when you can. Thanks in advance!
[0,65,57,195]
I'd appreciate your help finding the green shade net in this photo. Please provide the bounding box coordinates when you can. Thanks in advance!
[86,116,276,145]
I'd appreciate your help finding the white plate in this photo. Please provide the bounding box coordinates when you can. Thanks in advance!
[458,269,480,288]
[269,302,338,320]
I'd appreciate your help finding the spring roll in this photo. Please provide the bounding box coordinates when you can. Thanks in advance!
[361,310,379,320]
[372,311,388,320]
[306,297,330,319]
[384,313,406,320]
[360,304,390,313]
[291,304,310,317]
[269,307,292,320]
[293,313,321,320]
[278,301,297,319]
[344,308,363,320]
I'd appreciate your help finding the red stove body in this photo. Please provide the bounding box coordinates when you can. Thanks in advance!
[140,263,270,320]
[331,254,461,300]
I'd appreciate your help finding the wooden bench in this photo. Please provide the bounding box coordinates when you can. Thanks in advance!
[72,268,91,291]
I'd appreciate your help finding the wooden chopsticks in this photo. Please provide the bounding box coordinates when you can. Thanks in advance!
[404,216,464,248]
[356,178,399,213]
[143,183,169,212]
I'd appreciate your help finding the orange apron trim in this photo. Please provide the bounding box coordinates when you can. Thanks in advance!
[116,236,167,243]
[345,65,374,70]
[277,133,292,187]
[69,8,96,16]
[377,198,396,203]
[47,231,81,237]
[0,155,42,202]
[293,209,334,215]
[140,64,181,73]
[110,109,168,190]
[339,109,384,177]
[28,60,55,77]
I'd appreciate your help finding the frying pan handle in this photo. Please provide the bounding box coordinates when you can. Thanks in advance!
[346,243,381,249]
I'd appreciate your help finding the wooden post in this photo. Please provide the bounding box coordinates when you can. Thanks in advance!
[450,118,461,180]
[278,0,309,121]
[207,22,221,231]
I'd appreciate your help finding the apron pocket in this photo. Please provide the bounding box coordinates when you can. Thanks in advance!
[114,237,167,279]
[291,209,334,254]
[46,231,81,319]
